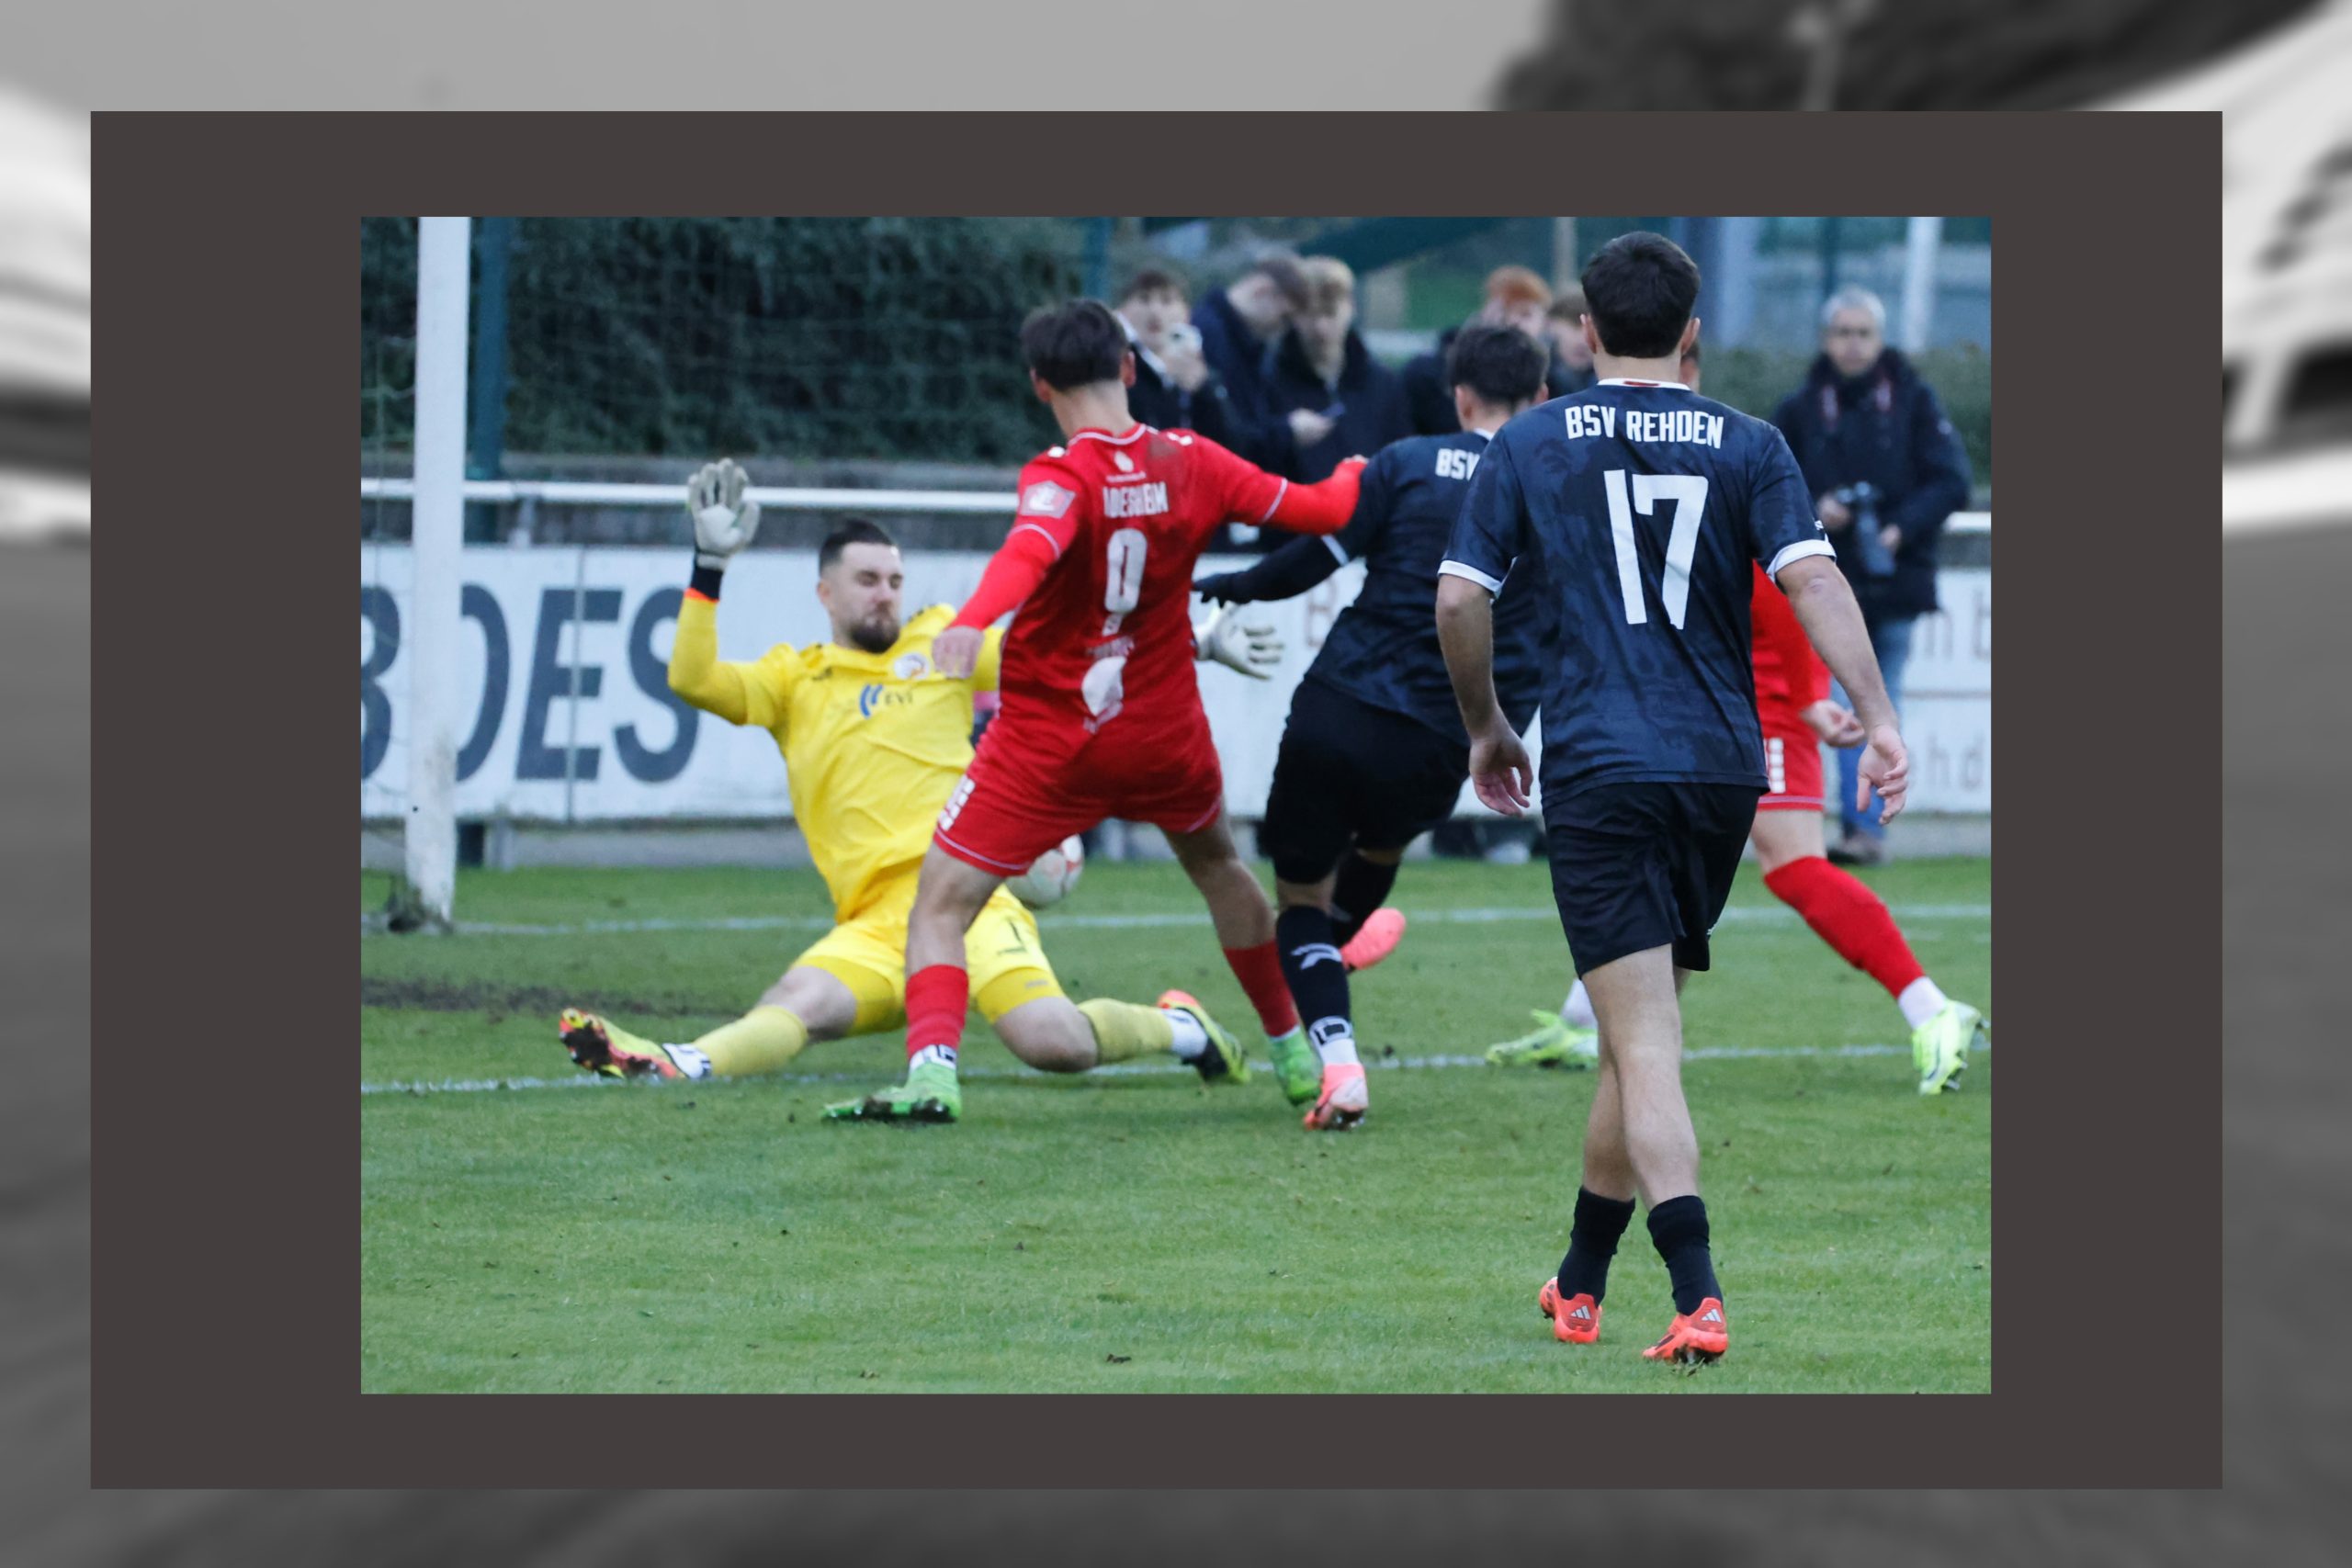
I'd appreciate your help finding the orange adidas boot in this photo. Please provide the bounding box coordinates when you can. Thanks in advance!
[1537,1279,1602,1344]
[1640,1297,1728,1364]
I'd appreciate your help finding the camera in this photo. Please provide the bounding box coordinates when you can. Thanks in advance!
[1832,481,1895,578]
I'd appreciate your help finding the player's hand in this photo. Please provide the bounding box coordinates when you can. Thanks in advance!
[1468,725,1533,817]
[1288,408,1336,447]
[1193,571,1250,606]
[1817,493,1853,530]
[933,625,983,679]
[1857,723,1909,825]
[1801,698,1867,747]
[1879,524,1903,554]
[1194,607,1283,678]
[686,458,762,570]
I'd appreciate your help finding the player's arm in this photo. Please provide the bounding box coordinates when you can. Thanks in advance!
[1752,433,1905,818]
[1193,533,1345,606]
[1435,439,1533,815]
[665,459,788,728]
[1758,567,1862,745]
[1775,558,1894,728]
[971,626,1006,693]
[937,463,1084,677]
[1192,432,1367,541]
[1196,449,1393,605]
[1774,556,1905,822]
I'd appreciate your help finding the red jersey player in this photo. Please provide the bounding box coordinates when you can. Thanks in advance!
[826,299,1369,1124]
[1490,342,1986,1097]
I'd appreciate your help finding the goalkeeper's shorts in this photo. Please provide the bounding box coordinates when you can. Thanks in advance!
[794,868,1062,1033]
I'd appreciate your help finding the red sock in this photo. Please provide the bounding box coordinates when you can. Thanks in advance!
[1223,942,1301,1036]
[905,964,969,1060]
[1762,856,1926,999]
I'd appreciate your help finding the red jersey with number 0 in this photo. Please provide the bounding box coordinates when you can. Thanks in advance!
[993,424,1288,754]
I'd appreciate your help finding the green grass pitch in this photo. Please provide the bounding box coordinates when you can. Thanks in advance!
[360,854,1991,1393]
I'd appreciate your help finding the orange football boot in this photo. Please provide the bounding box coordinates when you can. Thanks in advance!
[1537,1279,1602,1344]
[1340,908,1407,972]
[1303,1062,1368,1130]
[1640,1297,1728,1364]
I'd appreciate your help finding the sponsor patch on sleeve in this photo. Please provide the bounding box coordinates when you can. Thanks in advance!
[1020,480,1077,518]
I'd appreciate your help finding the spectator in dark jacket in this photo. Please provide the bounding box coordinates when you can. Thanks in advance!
[1268,256,1414,488]
[1190,252,1309,473]
[1115,266,1241,453]
[1403,265,1583,436]
[1770,284,1973,863]
[1544,287,1599,396]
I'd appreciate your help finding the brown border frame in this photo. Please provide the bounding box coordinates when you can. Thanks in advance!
[94,109,2218,1488]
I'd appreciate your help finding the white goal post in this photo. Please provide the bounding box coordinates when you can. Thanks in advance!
[399,217,471,931]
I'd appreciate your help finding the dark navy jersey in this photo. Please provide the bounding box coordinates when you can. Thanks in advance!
[1442,378,1834,803]
[1306,429,1546,745]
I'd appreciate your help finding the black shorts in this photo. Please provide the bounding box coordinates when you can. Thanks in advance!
[1545,781,1763,976]
[1260,680,1467,886]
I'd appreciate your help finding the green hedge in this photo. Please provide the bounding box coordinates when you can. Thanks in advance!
[362,217,1084,464]
[361,218,1990,488]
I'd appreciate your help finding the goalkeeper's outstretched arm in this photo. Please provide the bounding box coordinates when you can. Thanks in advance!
[664,458,769,727]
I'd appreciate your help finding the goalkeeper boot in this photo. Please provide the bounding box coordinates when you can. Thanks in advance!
[1340,908,1407,973]
[1641,1297,1728,1366]
[1156,989,1250,1086]
[822,1058,962,1123]
[1486,1010,1600,1069]
[1303,1062,1368,1132]
[1911,1001,1985,1096]
[1538,1278,1602,1345]
[1264,1025,1323,1108]
[558,1009,681,1082]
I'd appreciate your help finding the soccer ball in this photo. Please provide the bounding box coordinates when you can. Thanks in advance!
[1006,835,1085,909]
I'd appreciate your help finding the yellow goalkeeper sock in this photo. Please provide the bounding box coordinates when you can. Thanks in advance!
[691,1006,810,1077]
[1076,998,1176,1065]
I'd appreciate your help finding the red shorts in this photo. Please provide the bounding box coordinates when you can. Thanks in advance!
[933,716,1227,874]
[1757,697,1825,813]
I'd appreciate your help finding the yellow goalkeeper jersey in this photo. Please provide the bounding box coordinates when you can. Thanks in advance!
[668,593,1003,921]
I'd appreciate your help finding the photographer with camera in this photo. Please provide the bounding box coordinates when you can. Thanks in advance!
[1771,285,1972,864]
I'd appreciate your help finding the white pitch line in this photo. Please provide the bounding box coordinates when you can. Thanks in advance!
[367,903,1991,939]
[359,1038,1987,1097]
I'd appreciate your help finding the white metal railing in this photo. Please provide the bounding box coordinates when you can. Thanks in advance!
[358,476,1992,533]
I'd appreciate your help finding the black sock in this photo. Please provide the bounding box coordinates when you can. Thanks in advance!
[1328,852,1400,948]
[1555,1187,1639,1303]
[1646,1195,1723,1315]
[1275,904,1352,1054]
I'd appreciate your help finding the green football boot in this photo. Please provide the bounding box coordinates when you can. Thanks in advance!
[1485,1010,1600,1069]
[823,1058,963,1122]
[1263,1025,1323,1107]
[1911,1001,1985,1096]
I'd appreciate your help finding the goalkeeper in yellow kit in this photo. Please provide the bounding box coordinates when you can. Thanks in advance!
[557,460,1281,1100]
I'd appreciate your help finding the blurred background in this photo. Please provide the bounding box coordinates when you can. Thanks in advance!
[0,85,88,541]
